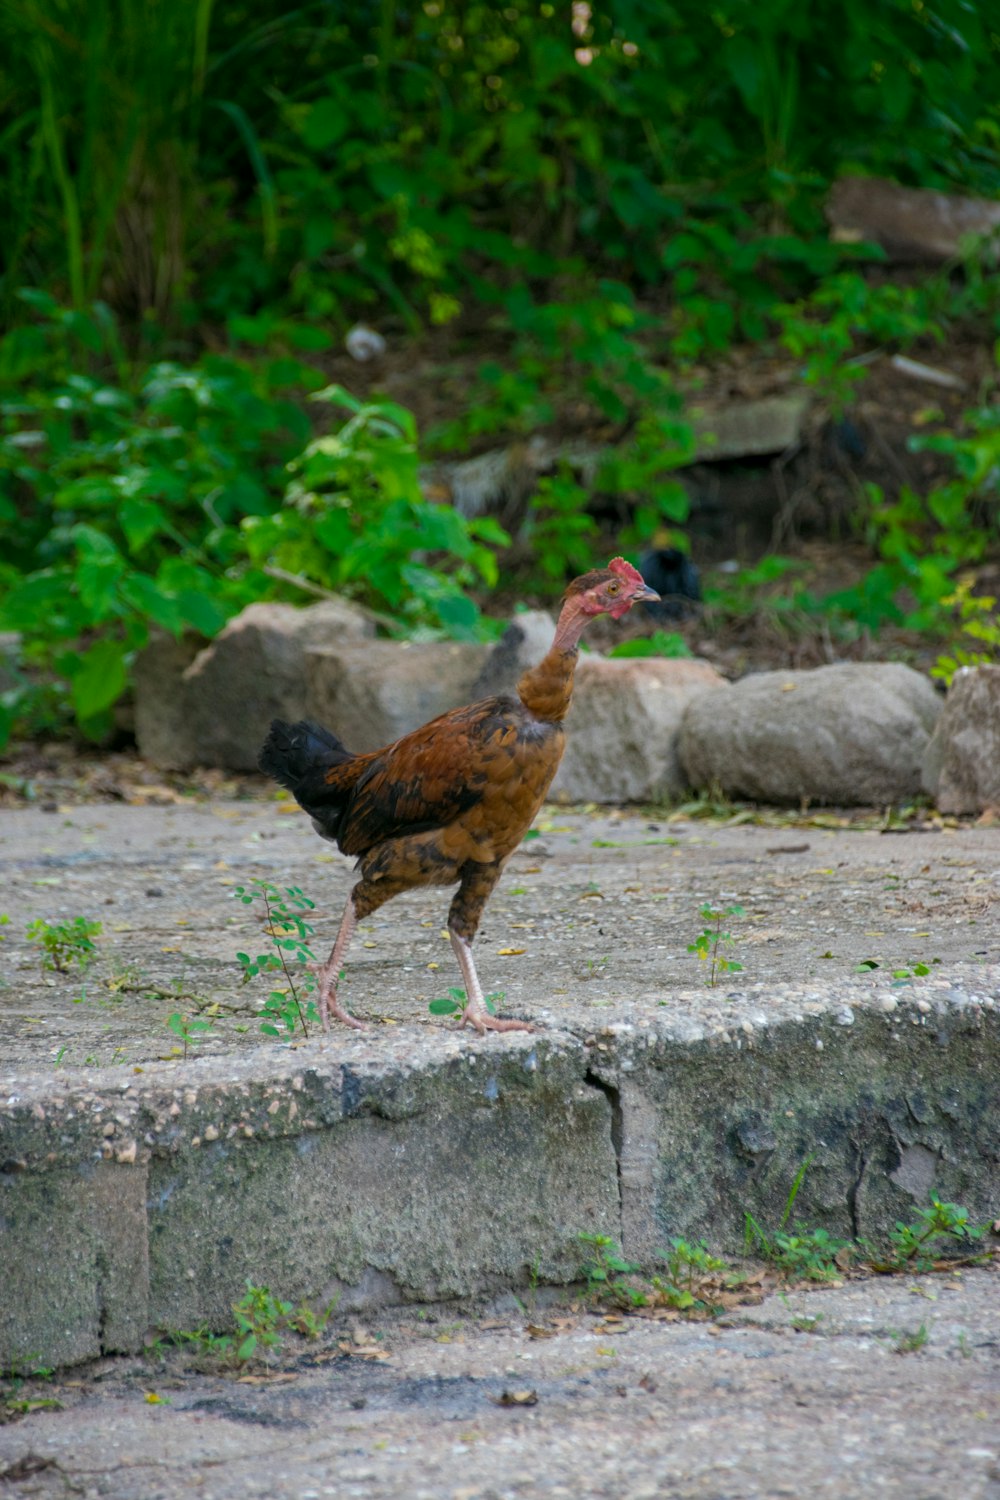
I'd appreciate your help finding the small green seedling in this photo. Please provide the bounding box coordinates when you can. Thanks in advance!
[234,881,321,1038]
[893,1323,929,1355]
[166,1012,215,1059]
[687,903,744,986]
[578,1232,646,1307]
[428,987,498,1020]
[651,1238,728,1311]
[878,1195,989,1272]
[26,916,101,973]
[160,1280,334,1368]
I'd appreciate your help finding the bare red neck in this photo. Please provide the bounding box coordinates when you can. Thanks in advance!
[515,595,591,722]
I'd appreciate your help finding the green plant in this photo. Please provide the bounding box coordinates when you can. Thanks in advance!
[607,629,692,660]
[651,1238,727,1312]
[26,915,101,972]
[166,1011,215,1059]
[242,386,508,641]
[160,1281,333,1369]
[744,1155,852,1281]
[427,987,498,1021]
[234,881,321,1038]
[933,579,1000,685]
[878,1196,989,1273]
[687,904,744,985]
[893,1323,929,1355]
[578,1233,647,1308]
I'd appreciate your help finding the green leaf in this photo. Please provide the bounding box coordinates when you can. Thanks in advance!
[303,96,349,150]
[69,639,128,720]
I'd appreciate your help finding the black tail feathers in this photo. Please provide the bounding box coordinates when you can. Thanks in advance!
[258,718,352,794]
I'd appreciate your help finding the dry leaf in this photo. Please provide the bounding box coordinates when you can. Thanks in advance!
[494,1388,538,1407]
[497,947,526,956]
[638,1373,657,1393]
[525,1323,556,1339]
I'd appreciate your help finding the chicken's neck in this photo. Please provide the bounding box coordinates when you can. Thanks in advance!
[515,596,592,722]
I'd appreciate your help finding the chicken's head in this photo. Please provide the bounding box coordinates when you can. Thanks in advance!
[566,556,660,620]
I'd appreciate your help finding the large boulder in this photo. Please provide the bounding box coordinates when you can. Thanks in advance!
[135,598,373,770]
[306,640,489,753]
[678,663,942,806]
[922,665,1000,814]
[553,657,727,804]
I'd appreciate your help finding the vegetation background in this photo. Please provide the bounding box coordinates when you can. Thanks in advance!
[1,0,999,747]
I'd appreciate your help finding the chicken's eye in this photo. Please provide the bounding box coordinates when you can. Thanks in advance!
[606,581,621,595]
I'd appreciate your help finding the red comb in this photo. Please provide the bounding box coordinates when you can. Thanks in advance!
[608,556,645,584]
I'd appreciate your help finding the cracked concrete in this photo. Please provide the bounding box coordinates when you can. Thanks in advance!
[1,802,998,1372]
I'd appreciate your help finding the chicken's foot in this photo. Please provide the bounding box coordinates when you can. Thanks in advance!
[449,931,534,1035]
[309,896,364,1031]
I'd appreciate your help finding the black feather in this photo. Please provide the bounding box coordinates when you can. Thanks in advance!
[638,547,701,621]
[258,718,357,840]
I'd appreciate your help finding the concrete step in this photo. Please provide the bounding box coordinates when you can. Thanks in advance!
[1,804,997,1368]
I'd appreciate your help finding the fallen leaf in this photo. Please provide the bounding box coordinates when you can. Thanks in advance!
[497,948,526,956]
[525,1323,556,1339]
[493,1388,538,1407]
[638,1373,657,1393]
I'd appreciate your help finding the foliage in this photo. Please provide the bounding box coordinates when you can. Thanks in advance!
[26,915,101,972]
[874,1195,990,1272]
[4,1,998,331]
[577,1233,646,1308]
[243,384,508,641]
[651,1239,729,1312]
[687,904,745,985]
[165,1011,214,1060]
[933,581,1000,684]
[607,629,692,660]
[427,986,498,1021]
[162,1280,333,1369]
[744,1221,851,1281]
[0,303,505,744]
[234,880,321,1038]
[2,4,1000,745]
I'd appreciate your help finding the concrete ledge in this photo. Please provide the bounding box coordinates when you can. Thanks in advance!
[3,991,997,1370]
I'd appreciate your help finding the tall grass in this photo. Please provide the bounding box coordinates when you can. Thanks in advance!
[0,0,288,320]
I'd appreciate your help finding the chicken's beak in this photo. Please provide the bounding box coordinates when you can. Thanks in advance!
[634,584,660,604]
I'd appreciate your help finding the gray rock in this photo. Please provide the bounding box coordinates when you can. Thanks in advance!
[306,639,489,753]
[553,657,727,804]
[470,609,555,699]
[922,665,1000,814]
[135,599,373,770]
[133,630,206,767]
[679,662,941,806]
[826,174,1000,263]
[690,394,810,462]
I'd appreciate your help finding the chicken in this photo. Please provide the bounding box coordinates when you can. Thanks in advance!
[258,558,658,1034]
[638,542,701,621]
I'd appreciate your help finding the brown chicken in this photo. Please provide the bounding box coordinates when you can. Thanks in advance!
[258,558,658,1033]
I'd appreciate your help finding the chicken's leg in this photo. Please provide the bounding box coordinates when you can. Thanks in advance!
[449,930,533,1035]
[309,894,363,1031]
